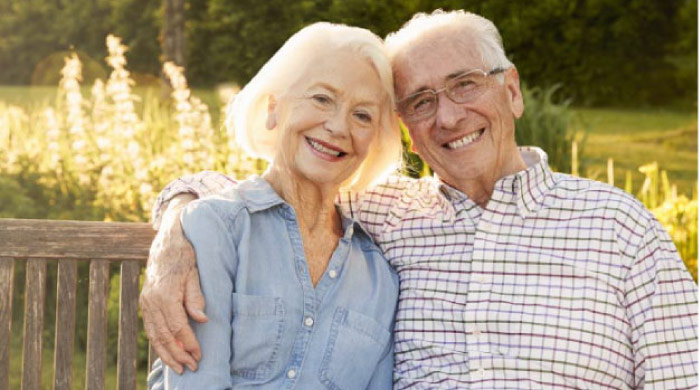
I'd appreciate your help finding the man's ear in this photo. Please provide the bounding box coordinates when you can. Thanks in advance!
[505,67,524,119]
[265,95,277,130]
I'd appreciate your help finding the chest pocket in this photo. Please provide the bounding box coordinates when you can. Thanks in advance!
[230,293,285,381]
[319,307,391,390]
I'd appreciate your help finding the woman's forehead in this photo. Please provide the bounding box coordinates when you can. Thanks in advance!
[289,51,387,104]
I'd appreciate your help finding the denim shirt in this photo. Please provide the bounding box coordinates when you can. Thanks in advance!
[148,176,399,390]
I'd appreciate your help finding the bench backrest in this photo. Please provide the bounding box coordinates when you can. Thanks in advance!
[0,218,156,390]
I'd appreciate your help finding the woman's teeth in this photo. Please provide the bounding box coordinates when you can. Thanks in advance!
[446,129,484,149]
[308,138,342,157]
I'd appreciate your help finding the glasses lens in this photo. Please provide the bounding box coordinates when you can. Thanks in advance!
[402,92,436,121]
[447,72,488,103]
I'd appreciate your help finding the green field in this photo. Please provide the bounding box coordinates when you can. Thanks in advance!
[571,108,697,197]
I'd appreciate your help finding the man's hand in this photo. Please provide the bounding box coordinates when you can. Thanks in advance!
[140,194,207,374]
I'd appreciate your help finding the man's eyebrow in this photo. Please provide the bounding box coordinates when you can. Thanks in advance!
[406,86,430,97]
[404,70,470,97]
[446,70,469,80]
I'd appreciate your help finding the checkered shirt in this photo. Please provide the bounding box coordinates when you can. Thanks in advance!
[152,147,698,389]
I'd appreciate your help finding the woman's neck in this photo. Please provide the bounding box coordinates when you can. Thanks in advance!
[262,166,342,235]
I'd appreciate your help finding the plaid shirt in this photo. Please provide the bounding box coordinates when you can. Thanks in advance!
[153,147,697,389]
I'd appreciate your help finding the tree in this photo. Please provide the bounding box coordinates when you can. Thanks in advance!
[162,0,186,67]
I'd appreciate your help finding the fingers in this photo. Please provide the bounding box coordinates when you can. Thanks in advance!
[140,278,199,372]
[142,304,183,374]
[174,319,202,362]
[184,268,208,323]
[162,301,199,372]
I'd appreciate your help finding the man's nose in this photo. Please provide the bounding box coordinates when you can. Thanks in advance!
[435,94,465,130]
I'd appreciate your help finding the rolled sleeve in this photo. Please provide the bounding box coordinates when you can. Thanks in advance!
[151,171,238,229]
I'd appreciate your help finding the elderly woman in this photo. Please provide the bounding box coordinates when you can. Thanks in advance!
[147,22,402,389]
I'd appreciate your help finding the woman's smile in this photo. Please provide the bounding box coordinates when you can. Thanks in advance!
[305,136,347,161]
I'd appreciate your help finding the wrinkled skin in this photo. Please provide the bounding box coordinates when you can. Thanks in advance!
[139,193,204,373]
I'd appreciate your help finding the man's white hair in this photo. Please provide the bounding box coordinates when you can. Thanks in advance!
[385,9,514,71]
[226,22,402,192]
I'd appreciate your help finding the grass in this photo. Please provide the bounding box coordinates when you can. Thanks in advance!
[0,85,224,124]
[571,107,697,196]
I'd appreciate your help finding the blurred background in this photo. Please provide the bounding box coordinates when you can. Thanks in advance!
[1,0,697,388]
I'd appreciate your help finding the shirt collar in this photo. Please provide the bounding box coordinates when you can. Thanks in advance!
[436,146,557,218]
[234,175,366,239]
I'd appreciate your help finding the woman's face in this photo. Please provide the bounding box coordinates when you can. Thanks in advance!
[267,49,386,189]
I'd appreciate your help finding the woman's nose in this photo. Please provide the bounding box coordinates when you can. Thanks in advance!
[323,111,349,137]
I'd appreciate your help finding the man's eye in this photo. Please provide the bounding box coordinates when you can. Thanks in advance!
[452,78,477,94]
[411,96,434,112]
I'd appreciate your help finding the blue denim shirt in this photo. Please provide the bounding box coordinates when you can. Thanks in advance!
[148,176,399,390]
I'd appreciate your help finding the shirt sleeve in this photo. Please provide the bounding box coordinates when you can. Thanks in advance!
[151,171,238,230]
[624,213,698,389]
[161,200,239,389]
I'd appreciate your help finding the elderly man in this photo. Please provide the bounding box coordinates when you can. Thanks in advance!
[140,10,698,389]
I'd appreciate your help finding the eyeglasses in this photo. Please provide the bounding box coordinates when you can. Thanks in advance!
[397,67,506,123]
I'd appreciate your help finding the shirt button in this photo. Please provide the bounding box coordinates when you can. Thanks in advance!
[328,269,338,279]
[477,275,487,283]
[287,369,297,379]
[472,366,483,380]
[304,316,314,327]
[473,329,481,336]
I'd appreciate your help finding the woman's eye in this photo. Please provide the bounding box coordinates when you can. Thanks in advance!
[354,111,373,123]
[312,94,332,105]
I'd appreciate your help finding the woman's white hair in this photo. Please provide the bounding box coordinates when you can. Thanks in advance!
[385,9,514,71]
[226,22,402,192]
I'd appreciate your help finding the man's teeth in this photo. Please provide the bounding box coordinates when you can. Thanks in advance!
[446,130,483,149]
[308,138,342,157]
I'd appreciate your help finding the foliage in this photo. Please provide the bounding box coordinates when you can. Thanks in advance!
[0,0,160,85]
[636,163,698,281]
[0,0,695,106]
[515,84,580,174]
[1,36,263,222]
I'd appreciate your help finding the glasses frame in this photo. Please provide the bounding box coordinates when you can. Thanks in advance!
[397,67,507,123]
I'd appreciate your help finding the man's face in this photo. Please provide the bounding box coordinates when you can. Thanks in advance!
[393,30,524,189]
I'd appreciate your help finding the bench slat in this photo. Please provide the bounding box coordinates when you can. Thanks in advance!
[0,258,14,390]
[85,260,110,390]
[117,260,140,390]
[0,219,155,260]
[21,258,47,390]
[53,259,78,390]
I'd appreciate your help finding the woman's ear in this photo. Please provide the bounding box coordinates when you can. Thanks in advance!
[265,95,277,130]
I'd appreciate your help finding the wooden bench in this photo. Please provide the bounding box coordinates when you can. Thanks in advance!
[0,218,156,390]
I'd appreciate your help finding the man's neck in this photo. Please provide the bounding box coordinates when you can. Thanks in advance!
[450,151,528,208]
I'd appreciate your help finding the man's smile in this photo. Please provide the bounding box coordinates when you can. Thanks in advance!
[443,128,485,150]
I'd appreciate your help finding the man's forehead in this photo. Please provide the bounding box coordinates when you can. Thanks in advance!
[393,30,483,96]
